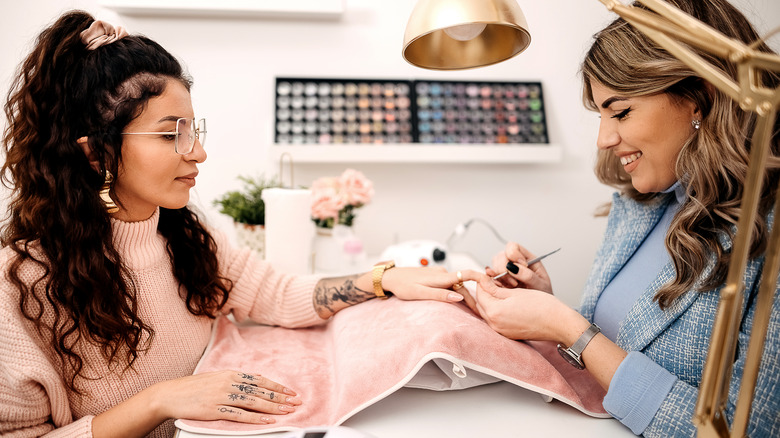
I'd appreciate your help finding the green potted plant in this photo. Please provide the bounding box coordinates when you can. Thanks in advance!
[213,175,281,257]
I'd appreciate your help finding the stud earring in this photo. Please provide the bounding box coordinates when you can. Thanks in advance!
[100,170,119,213]
[692,119,701,130]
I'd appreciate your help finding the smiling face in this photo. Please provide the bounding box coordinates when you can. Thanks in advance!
[112,78,207,221]
[590,80,699,193]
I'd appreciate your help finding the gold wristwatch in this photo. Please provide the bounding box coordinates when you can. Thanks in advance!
[372,260,395,299]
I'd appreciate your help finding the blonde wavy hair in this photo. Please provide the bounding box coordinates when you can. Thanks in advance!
[581,0,780,308]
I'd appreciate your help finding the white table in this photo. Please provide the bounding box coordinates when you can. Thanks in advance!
[175,381,633,438]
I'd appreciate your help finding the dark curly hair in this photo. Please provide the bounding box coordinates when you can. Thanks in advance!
[581,0,780,308]
[1,10,232,392]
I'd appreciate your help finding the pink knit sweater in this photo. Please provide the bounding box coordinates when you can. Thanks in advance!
[0,209,324,437]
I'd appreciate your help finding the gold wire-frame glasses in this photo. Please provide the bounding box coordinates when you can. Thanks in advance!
[122,117,207,154]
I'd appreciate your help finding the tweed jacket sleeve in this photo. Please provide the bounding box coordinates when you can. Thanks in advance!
[580,192,780,437]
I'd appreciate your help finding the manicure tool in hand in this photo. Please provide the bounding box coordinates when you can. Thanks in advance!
[492,247,561,281]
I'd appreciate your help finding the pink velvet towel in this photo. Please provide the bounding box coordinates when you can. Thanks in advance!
[176,298,607,435]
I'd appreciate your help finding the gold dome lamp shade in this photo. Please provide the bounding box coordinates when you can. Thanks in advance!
[402,0,532,70]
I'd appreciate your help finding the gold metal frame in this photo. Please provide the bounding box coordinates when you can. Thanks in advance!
[403,0,779,436]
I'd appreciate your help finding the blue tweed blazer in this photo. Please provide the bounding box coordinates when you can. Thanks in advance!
[580,192,779,437]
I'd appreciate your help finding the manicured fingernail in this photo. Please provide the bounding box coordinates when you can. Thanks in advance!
[286,396,302,405]
[262,417,275,423]
[283,387,297,396]
[447,292,464,302]
[506,261,519,274]
[279,404,296,413]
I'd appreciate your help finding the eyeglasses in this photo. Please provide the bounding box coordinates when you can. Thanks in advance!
[122,117,207,154]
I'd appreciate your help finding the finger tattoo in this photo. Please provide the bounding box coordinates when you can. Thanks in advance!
[234,383,258,394]
[238,372,256,381]
[232,383,279,401]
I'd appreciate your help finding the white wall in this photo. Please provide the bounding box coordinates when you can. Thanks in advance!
[1,0,778,307]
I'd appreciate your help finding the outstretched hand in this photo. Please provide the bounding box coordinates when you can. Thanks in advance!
[382,266,483,308]
[154,370,301,423]
[92,369,303,436]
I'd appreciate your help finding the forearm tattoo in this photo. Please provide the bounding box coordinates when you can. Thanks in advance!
[313,275,374,319]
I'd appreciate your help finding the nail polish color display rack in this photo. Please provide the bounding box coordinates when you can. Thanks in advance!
[274,77,548,145]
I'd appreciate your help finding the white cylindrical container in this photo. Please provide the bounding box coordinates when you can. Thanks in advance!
[261,188,314,275]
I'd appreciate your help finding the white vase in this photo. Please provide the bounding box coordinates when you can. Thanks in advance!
[234,222,265,259]
[312,225,366,273]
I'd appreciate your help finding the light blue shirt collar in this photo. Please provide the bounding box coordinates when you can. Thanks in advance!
[661,181,685,204]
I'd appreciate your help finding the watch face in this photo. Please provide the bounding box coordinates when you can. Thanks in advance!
[557,345,585,369]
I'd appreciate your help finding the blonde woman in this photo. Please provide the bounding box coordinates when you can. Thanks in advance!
[471,0,780,436]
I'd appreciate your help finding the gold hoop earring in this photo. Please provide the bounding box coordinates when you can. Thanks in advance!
[100,170,119,213]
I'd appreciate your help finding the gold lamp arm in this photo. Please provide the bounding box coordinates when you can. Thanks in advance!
[595,1,780,437]
[729,113,779,437]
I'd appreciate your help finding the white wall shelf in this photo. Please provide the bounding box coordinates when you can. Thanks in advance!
[99,0,345,19]
[270,144,562,164]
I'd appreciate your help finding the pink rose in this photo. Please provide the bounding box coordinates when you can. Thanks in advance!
[311,177,345,220]
[339,169,374,206]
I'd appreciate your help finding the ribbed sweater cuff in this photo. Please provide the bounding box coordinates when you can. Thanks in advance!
[42,415,93,437]
[603,351,678,435]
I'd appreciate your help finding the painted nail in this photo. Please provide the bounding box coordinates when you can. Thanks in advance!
[262,417,275,423]
[506,261,520,274]
[279,404,296,413]
[286,396,302,405]
[447,292,464,302]
[283,387,297,396]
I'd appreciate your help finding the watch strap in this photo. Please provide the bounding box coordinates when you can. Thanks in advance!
[372,261,395,299]
[570,323,601,354]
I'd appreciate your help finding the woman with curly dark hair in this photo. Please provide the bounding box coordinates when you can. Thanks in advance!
[467,0,780,436]
[0,11,471,437]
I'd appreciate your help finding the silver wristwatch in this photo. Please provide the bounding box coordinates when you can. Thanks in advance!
[557,323,601,370]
